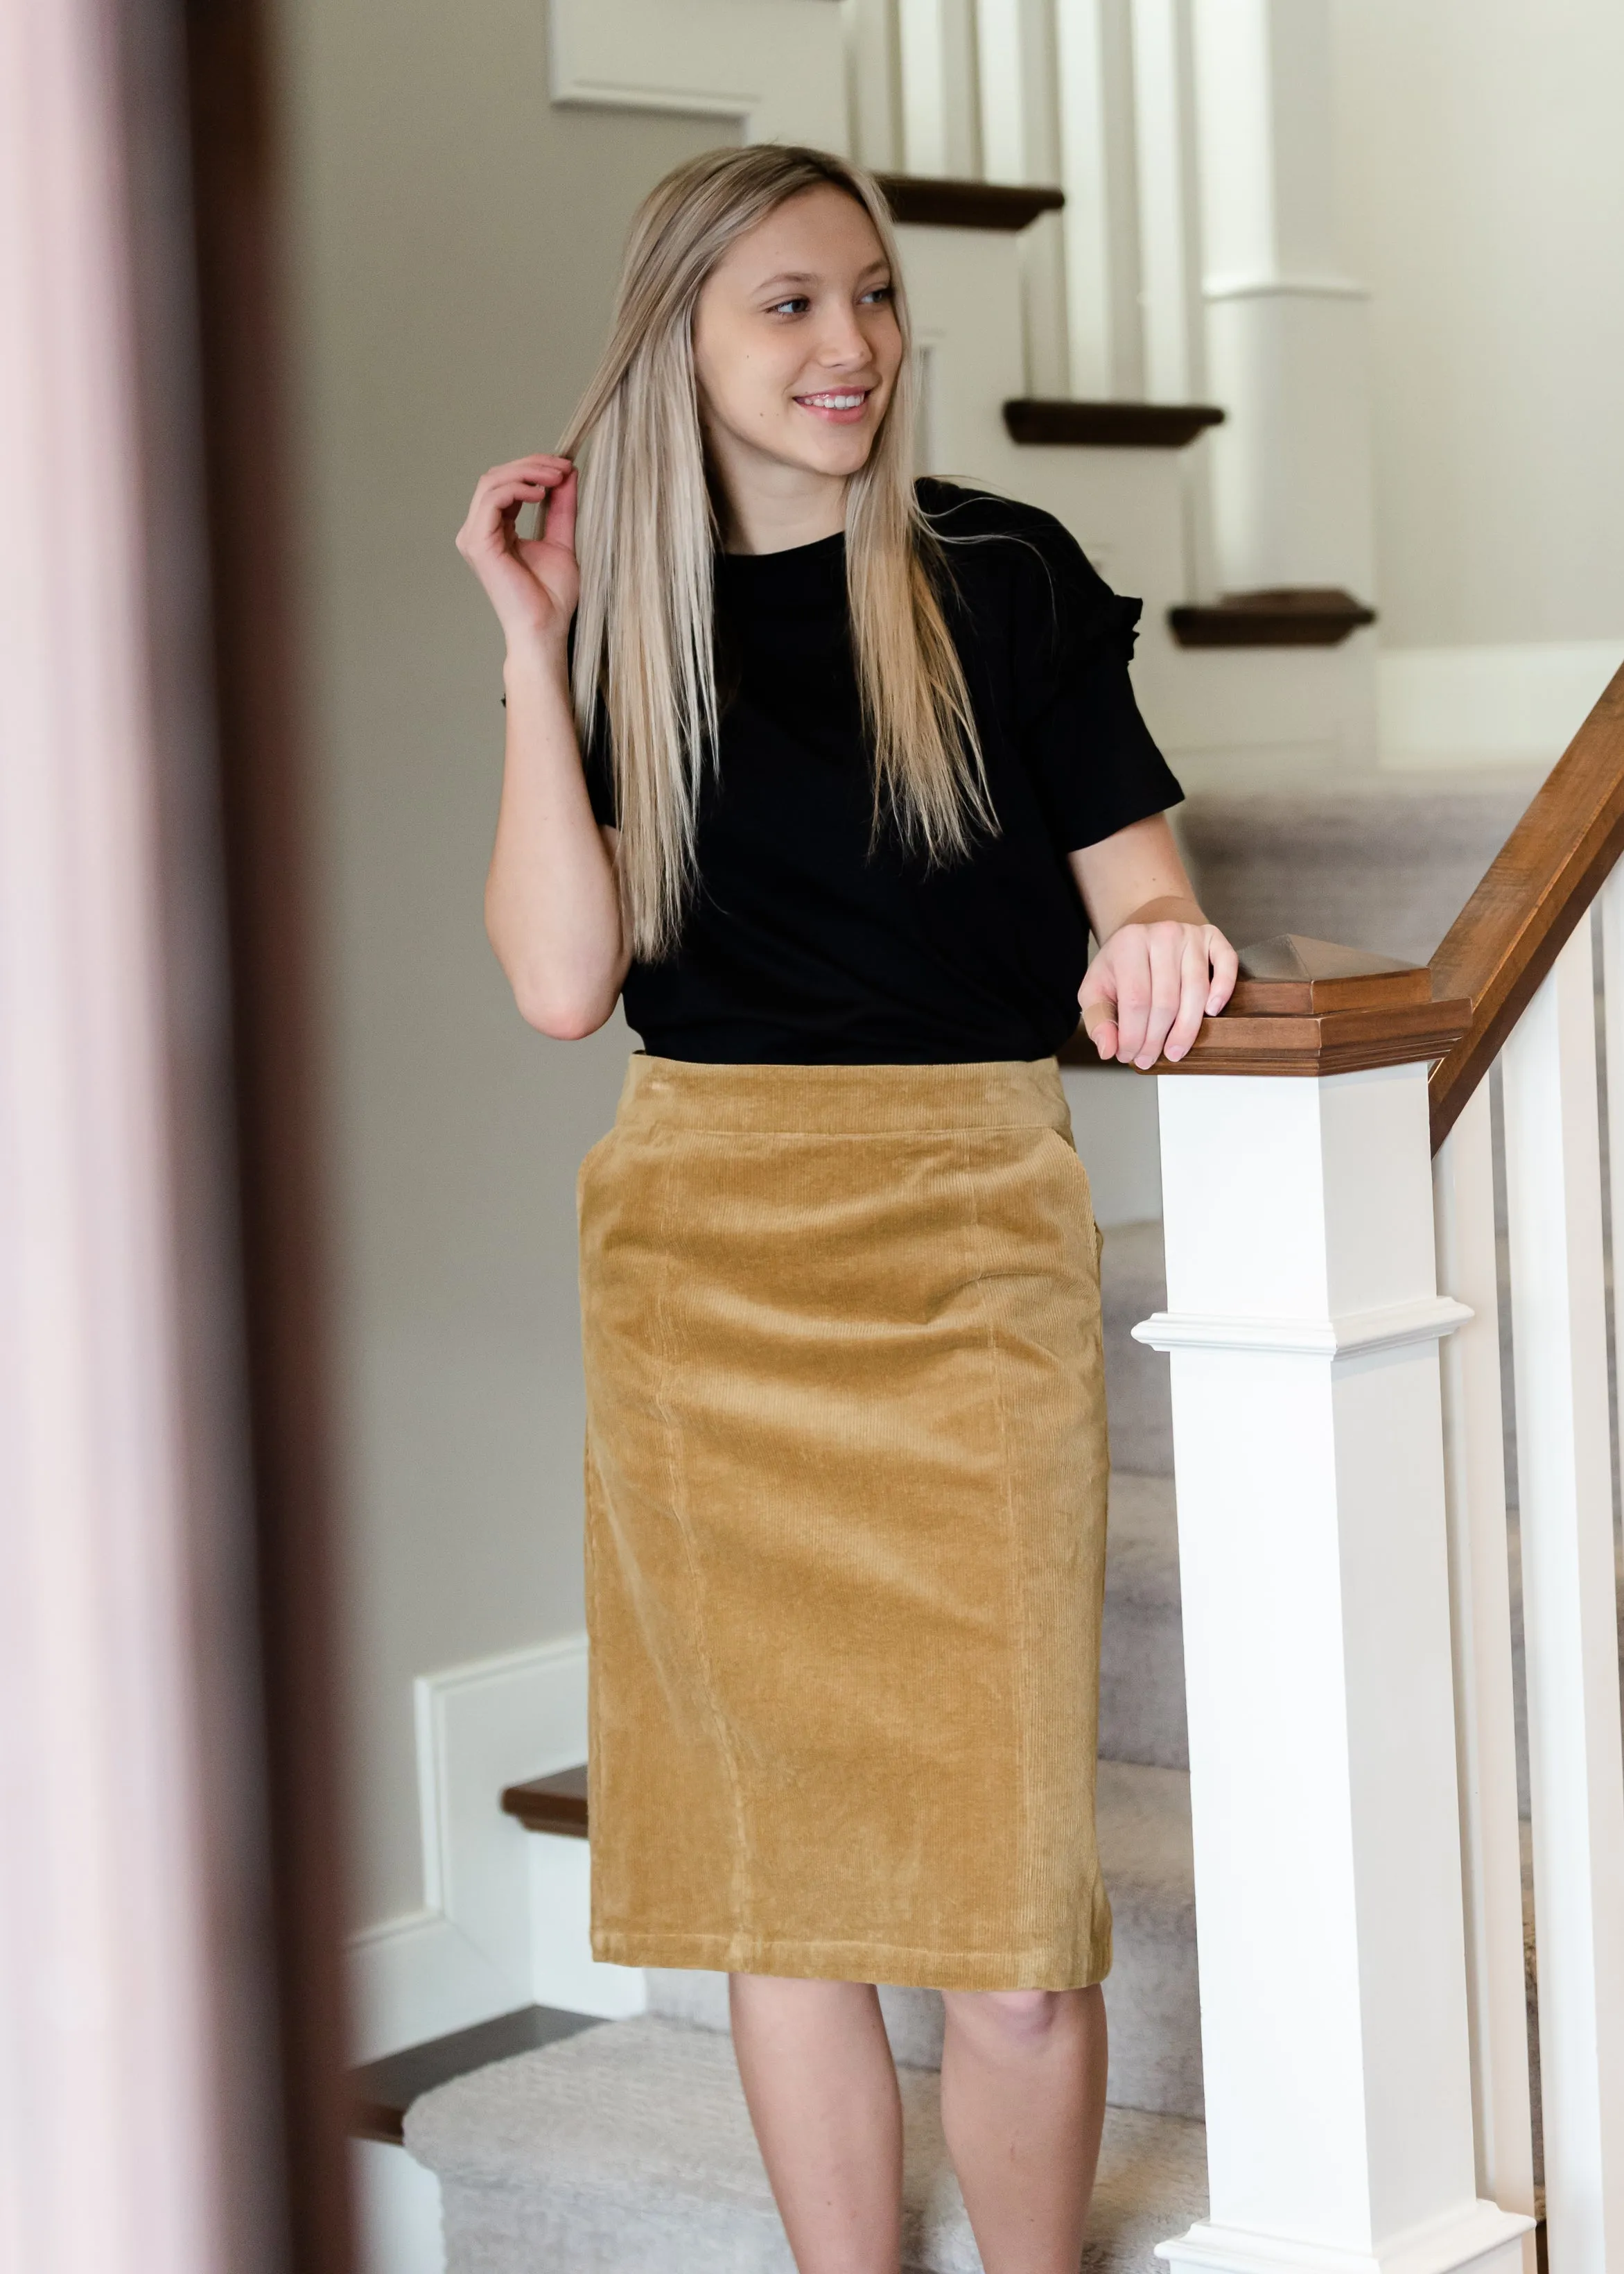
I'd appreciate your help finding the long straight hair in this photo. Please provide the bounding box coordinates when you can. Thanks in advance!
[560,144,993,959]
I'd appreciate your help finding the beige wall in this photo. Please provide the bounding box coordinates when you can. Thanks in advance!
[1333,0,1624,648]
[279,0,729,1927]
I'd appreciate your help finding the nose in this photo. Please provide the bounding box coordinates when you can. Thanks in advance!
[814,301,875,371]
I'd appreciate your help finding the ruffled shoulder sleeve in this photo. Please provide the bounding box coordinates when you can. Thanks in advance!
[922,482,1183,853]
[1003,506,1183,853]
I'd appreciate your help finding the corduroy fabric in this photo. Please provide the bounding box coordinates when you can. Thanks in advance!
[576,1054,1113,1990]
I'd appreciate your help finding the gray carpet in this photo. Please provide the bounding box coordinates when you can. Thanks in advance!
[406,2015,1210,2274]
[1178,775,1543,971]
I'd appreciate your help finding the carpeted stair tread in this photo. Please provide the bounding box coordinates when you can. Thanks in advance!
[1096,1762,1201,2117]
[1103,1473,1186,1769]
[405,2011,1209,2273]
[634,1760,1201,2121]
[1178,776,1542,971]
[1101,1220,1171,1477]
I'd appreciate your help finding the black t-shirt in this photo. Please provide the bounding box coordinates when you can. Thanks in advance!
[582,478,1182,1064]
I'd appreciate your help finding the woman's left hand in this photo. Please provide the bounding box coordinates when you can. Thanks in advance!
[1078,914,1237,1068]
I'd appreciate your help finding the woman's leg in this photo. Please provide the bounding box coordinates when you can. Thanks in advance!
[937,1985,1109,2274]
[728,1973,905,2274]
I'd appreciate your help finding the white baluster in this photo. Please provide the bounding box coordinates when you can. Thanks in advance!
[1140,1064,1530,2274]
[976,0,1070,392]
[1433,1084,1537,2256]
[844,0,905,173]
[1129,0,1205,405]
[897,0,981,177]
[1501,918,1624,2270]
[1054,0,1144,397]
[1186,0,1374,599]
[1601,869,1624,1371]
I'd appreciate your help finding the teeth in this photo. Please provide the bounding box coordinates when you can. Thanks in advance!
[801,392,865,409]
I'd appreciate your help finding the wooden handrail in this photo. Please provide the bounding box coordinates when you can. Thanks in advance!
[1428,661,1624,1152]
[1130,934,1472,1078]
[1116,663,1624,1111]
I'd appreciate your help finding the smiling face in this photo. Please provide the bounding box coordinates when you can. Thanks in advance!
[690,183,905,544]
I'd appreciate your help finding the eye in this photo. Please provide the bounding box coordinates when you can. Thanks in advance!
[860,283,894,306]
[766,295,811,318]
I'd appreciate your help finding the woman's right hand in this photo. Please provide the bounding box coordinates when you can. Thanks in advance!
[455,453,580,657]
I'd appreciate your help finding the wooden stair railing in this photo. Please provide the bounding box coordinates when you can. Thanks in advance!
[1427,659,1624,1149]
[1117,659,1624,1117]
[1083,931,1472,1079]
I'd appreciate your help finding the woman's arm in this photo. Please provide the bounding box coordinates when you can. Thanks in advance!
[1068,813,1237,1067]
[457,453,630,1038]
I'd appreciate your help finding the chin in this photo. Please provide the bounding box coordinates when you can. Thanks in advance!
[795,432,879,479]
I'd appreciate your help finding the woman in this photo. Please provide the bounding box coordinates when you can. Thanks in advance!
[457,144,1234,2274]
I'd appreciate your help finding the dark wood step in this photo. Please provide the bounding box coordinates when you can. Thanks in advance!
[1004,400,1225,449]
[875,174,1063,232]
[351,2004,599,2144]
[1169,589,1377,649]
[501,1762,589,1837]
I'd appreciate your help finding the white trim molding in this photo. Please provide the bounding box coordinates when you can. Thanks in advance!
[1133,1294,1471,1360]
[1378,639,1624,772]
[547,0,848,149]
[348,1634,596,2060]
[1158,2198,1531,2274]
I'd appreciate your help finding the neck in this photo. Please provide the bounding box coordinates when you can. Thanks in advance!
[709,440,849,557]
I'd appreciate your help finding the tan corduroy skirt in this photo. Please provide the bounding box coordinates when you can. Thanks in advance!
[576,1054,1112,1991]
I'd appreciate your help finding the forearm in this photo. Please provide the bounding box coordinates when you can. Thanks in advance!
[484,644,629,1036]
[1066,815,1205,942]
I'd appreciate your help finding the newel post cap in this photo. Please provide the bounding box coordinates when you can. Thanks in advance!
[1157,933,1472,1077]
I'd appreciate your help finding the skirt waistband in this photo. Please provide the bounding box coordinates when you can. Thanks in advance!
[612,1054,1073,1138]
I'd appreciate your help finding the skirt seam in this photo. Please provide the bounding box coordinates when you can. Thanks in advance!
[649,1129,754,1941]
[960,1138,1038,1957]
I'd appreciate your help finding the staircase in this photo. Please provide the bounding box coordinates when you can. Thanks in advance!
[381,168,1592,2274]
[392,776,1581,2270]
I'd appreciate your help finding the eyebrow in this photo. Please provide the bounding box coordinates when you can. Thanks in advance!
[753,260,892,295]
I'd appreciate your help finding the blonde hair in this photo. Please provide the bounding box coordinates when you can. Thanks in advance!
[560,144,993,960]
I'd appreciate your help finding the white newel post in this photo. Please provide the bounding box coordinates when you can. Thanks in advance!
[1187,0,1374,602]
[1137,1052,1533,2274]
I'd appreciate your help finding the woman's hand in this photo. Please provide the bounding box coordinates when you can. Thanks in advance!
[1077,910,1237,1068]
[1067,816,1237,1067]
[455,453,579,655]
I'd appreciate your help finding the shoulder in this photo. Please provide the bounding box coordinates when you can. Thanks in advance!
[914,478,1133,648]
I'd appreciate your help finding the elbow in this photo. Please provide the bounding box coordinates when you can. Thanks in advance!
[512,978,617,1040]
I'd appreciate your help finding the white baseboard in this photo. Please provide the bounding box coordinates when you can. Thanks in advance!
[1378,638,1622,770]
[348,1633,602,2061]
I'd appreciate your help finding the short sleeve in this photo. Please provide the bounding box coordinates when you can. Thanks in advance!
[1007,512,1183,853]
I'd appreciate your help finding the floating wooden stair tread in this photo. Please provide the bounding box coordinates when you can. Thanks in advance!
[1004,399,1224,449]
[502,1762,588,1837]
[351,2003,598,2144]
[875,173,1063,232]
[1169,588,1377,648]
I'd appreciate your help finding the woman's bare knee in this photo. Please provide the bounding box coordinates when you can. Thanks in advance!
[942,1983,1100,2054]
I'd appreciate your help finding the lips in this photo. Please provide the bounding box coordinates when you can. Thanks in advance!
[792,388,873,424]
